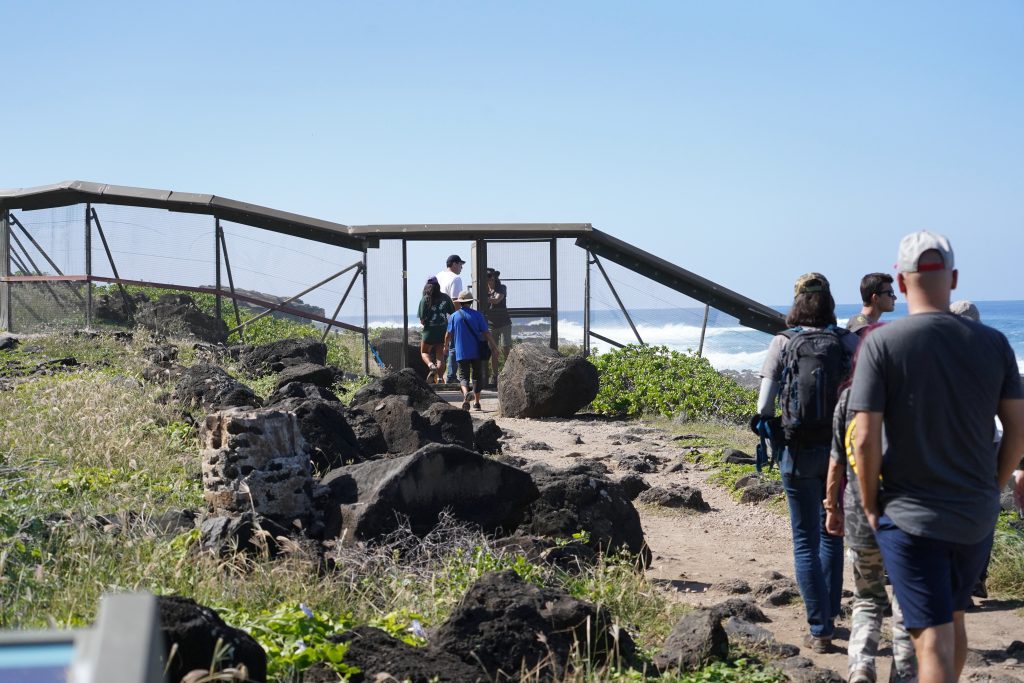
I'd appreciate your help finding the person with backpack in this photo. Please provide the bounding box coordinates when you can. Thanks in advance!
[443,290,498,411]
[418,276,454,384]
[758,272,858,653]
[824,323,917,683]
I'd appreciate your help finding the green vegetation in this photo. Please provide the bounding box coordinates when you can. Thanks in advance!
[97,283,364,374]
[589,346,756,423]
[0,332,792,682]
[989,513,1024,597]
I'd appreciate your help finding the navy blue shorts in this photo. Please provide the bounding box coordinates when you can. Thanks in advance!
[874,514,993,629]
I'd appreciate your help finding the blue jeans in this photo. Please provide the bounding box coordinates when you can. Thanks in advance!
[781,442,844,638]
[446,348,458,382]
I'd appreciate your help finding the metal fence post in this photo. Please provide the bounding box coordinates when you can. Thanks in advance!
[401,239,409,369]
[214,218,222,322]
[0,209,10,332]
[697,303,710,357]
[549,239,558,350]
[85,203,93,329]
[583,249,591,357]
[362,247,370,375]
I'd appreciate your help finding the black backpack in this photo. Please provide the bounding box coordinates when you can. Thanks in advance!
[778,326,852,444]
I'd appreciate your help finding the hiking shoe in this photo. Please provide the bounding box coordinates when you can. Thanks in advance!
[474,401,482,411]
[849,664,875,683]
[461,400,470,411]
[972,578,988,599]
[803,634,832,654]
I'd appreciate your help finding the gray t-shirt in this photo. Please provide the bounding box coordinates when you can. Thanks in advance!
[848,312,1023,544]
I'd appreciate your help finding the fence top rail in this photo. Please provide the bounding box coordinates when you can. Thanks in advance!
[0,180,366,251]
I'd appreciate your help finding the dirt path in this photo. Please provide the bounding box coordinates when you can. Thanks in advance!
[450,389,1024,682]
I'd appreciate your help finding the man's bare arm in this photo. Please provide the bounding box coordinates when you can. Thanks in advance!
[854,410,884,530]
[824,457,845,536]
[996,398,1024,489]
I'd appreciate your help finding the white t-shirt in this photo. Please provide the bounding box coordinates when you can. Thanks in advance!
[436,269,463,299]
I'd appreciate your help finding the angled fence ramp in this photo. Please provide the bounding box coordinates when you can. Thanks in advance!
[1,180,784,373]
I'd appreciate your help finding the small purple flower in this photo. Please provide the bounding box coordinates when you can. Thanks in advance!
[410,619,427,639]
[299,603,314,619]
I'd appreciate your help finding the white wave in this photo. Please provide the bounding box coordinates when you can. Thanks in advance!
[703,349,769,372]
[556,319,758,347]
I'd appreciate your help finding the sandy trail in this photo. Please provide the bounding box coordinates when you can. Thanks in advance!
[449,389,1024,682]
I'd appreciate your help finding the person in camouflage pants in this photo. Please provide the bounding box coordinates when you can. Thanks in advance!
[848,545,917,683]
[827,355,918,683]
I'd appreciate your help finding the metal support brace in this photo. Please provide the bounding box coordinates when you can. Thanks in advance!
[90,208,133,314]
[591,254,643,346]
[9,224,65,307]
[217,229,244,341]
[321,265,363,342]
[697,303,710,358]
[226,260,363,336]
[9,213,85,305]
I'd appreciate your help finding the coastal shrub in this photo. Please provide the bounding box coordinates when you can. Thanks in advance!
[590,345,756,422]
[988,515,1024,597]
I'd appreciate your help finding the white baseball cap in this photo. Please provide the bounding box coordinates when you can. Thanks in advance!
[896,231,954,273]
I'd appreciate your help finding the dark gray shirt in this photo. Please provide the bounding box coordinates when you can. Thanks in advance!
[848,312,1022,544]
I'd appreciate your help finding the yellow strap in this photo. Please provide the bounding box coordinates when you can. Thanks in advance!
[845,416,858,474]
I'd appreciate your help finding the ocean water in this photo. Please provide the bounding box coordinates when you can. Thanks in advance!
[565,301,1024,374]
[373,300,1024,374]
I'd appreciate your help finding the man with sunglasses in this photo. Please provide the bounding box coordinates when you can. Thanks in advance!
[847,273,897,337]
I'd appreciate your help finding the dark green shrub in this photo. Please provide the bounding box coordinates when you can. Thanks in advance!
[590,345,756,422]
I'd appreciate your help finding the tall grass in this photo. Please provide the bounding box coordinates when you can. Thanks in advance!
[0,334,793,681]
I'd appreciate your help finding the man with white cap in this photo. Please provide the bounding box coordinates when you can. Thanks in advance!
[850,231,1024,683]
[437,254,466,383]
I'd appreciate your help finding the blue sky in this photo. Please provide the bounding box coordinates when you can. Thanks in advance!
[3,1,1022,306]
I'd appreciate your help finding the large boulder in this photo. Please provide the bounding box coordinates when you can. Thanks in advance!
[375,338,430,379]
[135,294,229,343]
[158,595,266,683]
[173,364,261,411]
[239,337,328,376]
[201,408,313,527]
[653,608,729,673]
[265,381,340,406]
[349,368,445,413]
[354,395,474,456]
[432,570,635,680]
[272,362,338,391]
[498,344,599,418]
[520,462,651,566]
[317,444,539,543]
[268,397,368,471]
[323,626,485,683]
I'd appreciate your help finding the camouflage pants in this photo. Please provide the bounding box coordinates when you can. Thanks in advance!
[848,546,918,683]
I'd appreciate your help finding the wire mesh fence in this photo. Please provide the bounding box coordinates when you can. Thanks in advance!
[2,202,775,376]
